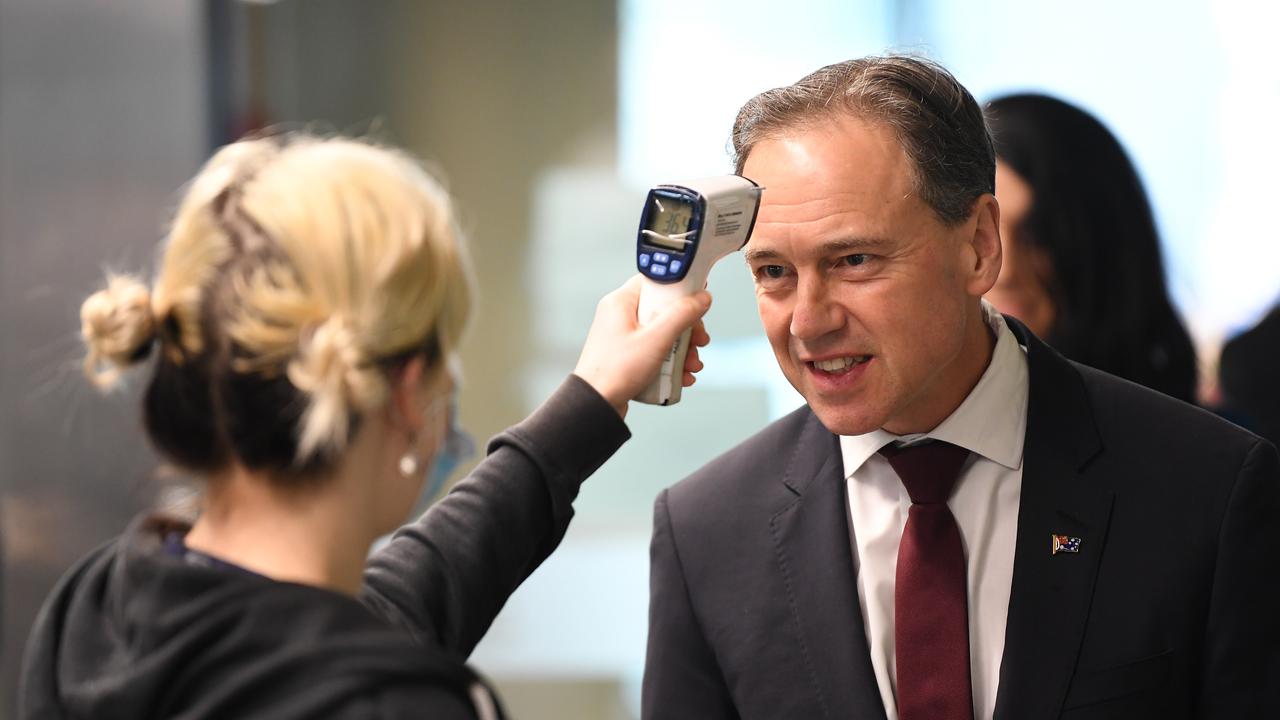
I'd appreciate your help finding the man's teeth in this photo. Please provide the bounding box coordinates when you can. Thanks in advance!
[813,356,869,372]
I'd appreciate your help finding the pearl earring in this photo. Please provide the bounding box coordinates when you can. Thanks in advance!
[399,452,419,477]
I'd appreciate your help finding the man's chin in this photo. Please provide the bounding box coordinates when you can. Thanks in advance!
[807,401,883,438]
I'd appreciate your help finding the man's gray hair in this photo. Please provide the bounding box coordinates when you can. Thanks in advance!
[731,54,995,225]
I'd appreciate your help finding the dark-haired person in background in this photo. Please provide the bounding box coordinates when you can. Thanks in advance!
[985,93,1199,404]
[1219,301,1280,449]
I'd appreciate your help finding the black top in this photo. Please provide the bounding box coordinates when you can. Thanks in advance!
[19,375,631,719]
[1220,303,1280,449]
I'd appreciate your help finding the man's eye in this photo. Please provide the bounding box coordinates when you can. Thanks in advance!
[759,265,787,279]
[841,254,869,267]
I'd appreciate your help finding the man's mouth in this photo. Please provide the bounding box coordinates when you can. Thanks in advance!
[808,355,871,375]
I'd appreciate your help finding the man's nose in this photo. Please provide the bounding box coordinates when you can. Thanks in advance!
[789,275,843,341]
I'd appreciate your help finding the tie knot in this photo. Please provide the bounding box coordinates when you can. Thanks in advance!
[879,440,970,504]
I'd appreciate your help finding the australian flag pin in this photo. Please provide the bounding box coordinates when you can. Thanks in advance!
[1052,534,1082,555]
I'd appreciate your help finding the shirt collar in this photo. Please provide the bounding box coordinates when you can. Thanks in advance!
[838,301,1029,476]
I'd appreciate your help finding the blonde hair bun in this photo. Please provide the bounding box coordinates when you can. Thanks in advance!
[81,274,157,390]
[286,316,388,460]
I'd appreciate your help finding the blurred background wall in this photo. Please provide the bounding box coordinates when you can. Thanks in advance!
[2,0,1277,717]
[0,0,207,711]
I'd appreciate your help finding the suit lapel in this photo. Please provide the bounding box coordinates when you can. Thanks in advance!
[768,410,888,720]
[994,319,1113,720]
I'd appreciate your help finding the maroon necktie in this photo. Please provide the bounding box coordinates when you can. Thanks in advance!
[879,440,974,720]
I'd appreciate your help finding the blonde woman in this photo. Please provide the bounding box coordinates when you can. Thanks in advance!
[19,134,711,719]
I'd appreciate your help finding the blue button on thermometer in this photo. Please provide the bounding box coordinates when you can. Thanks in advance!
[635,175,762,405]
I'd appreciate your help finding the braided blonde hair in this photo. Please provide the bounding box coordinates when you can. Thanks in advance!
[80,134,473,470]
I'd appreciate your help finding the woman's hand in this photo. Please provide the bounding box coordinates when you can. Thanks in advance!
[573,275,713,418]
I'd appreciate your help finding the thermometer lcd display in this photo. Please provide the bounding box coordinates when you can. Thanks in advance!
[644,195,695,251]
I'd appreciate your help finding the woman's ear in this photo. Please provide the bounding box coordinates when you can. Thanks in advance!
[388,356,428,434]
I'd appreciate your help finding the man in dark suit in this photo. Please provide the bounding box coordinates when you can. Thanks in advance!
[642,55,1280,720]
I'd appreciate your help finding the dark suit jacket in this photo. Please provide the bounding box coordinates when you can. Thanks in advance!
[643,320,1280,719]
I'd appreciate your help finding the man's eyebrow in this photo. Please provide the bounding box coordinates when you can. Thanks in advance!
[744,237,892,264]
[816,237,892,255]
[743,246,784,264]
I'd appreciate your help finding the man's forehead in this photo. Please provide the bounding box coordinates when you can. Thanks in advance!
[741,116,920,255]
[743,117,915,205]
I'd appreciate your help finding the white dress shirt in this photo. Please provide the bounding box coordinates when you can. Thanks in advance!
[840,302,1029,720]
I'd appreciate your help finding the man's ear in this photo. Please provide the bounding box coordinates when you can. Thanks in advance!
[388,356,427,434]
[964,193,1002,297]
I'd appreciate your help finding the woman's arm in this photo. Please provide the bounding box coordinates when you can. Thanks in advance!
[360,277,711,654]
[360,374,627,653]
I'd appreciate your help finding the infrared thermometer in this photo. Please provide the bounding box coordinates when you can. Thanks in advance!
[635,175,762,405]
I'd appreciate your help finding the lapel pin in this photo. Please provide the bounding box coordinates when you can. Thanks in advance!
[1051,534,1082,555]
